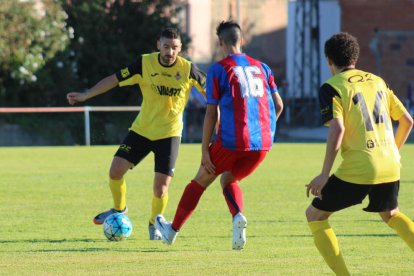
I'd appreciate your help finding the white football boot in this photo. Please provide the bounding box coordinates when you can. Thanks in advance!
[148,223,163,240]
[232,212,247,250]
[155,215,178,245]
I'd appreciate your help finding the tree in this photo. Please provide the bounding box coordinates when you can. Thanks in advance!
[59,0,187,144]
[0,0,188,145]
[64,0,186,101]
[0,0,70,104]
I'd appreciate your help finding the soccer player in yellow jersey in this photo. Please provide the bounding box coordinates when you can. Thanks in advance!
[66,28,206,240]
[305,32,414,275]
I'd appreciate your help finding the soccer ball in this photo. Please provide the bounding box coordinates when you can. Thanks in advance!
[103,213,133,241]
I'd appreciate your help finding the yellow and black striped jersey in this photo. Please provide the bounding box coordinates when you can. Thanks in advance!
[319,69,407,184]
[116,52,206,140]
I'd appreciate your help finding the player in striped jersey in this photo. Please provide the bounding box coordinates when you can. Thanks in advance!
[305,32,414,275]
[155,20,283,250]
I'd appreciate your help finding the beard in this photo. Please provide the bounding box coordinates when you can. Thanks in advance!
[160,54,175,65]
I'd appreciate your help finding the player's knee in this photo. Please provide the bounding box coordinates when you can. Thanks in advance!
[193,167,216,188]
[154,189,167,198]
[220,172,236,187]
[109,167,124,180]
[109,158,132,180]
[153,183,169,198]
[306,205,330,222]
[305,205,314,221]
[379,208,399,223]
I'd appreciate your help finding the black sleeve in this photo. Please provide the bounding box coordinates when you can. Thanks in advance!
[190,63,206,90]
[319,83,341,124]
[115,56,143,82]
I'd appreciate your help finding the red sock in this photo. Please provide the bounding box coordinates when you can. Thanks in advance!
[172,180,205,231]
[223,182,243,217]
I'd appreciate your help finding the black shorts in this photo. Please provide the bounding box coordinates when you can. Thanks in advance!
[312,175,399,212]
[115,131,180,176]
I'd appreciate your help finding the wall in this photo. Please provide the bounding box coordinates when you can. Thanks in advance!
[340,0,414,100]
[185,0,288,81]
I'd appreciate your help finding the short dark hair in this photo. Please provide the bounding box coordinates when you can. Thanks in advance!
[216,20,242,46]
[324,32,360,67]
[160,28,180,40]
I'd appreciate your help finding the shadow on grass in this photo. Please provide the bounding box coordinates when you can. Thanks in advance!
[0,239,170,253]
[30,248,169,253]
[253,219,304,223]
[284,233,398,238]
[0,238,96,244]
[337,233,397,237]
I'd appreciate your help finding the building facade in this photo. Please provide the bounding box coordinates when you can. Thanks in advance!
[181,0,288,81]
[340,0,414,101]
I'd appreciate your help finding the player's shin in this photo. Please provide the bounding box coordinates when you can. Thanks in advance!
[172,180,205,231]
[150,194,168,224]
[109,177,126,211]
[388,212,414,251]
[308,220,350,275]
[223,182,244,217]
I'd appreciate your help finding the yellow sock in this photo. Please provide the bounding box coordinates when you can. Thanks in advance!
[308,220,350,276]
[388,212,414,251]
[149,194,168,225]
[109,177,126,211]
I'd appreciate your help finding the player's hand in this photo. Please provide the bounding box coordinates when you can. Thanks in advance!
[67,92,88,105]
[201,150,215,175]
[306,174,329,199]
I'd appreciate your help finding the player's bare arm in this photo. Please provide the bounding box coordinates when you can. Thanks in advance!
[272,92,284,120]
[201,104,218,175]
[306,118,344,198]
[394,112,413,149]
[67,74,119,105]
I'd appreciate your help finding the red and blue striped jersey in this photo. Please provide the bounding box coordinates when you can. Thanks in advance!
[206,53,279,151]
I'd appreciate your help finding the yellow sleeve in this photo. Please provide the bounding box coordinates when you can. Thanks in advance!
[332,96,343,120]
[116,56,143,87]
[388,89,408,121]
[323,96,343,127]
[118,74,140,87]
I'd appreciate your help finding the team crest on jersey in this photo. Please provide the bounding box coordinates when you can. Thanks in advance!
[121,68,130,78]
[175,72,181,80]
[366,139,375,149]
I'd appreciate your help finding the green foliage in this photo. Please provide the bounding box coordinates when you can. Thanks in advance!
[65,0,185,89]
[0,144,413,275]
[0,0,186,107]
[0,0,70,85]
[1,1,187,144]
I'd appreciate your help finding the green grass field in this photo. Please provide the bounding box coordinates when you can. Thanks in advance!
[1,143,413,275]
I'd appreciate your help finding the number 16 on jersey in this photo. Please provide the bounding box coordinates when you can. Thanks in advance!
[233,66,264,98]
